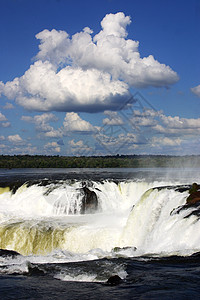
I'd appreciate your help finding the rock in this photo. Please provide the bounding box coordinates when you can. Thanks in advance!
[189,183,199,194]
[186,192,200,205]
[80,187,98,214]
[0,249,21,258]
[191,251,200,257]
[186,183,200,205]
[113,246,137,253]
[106,275,123,285]
[27,263,45,276]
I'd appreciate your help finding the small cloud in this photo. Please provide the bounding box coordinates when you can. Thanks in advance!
[103,111,124,125]
[69,139,93,155]
[3,144,38,155]
[0,143,6,147]
[0,122,11,128]
[0,112,7,122]
[63,112,95,133]
[44,128,63,138]
[191,84,200,97]
[22,113,59,136]
[7,134,23,144]
[151,136,182,147]
[3,102,14,109]
[44,141,60,153]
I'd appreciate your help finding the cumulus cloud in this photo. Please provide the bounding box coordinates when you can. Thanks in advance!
[103,111,124,125]
[4,144,38,155]
[0,12,178,113]
[69,139,93,155]
[36,12,178,88]
[21,112,58,132]
[29,112,96,138]
[151,136,182,147]
[22,112,64,138]
[0,144,6,149]
[3,102,14,109]
[191,84,200,97]
[2,61,129,112]
[96,130,146,151]
[63,112,95,133]
[44,128,63,138]
[1,122,11,128]
[44,141,60,153]
[127,109,200,136]
[0,112,10,127]
[160,115,200,129]
[0,112,7,122]
[7,134,23,144]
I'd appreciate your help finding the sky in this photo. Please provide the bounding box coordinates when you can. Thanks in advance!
[0,0,200,156]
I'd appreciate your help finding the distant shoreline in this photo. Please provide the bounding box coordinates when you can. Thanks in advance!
[0,154,200,169]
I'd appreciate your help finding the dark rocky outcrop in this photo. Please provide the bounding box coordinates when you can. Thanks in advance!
[80,187,98,214]
[27,263,46,276]
[186,183,200,205]
[106,275,123,285]
[0,249,21,258]
[170,183,200,218]
[113,246,137,253]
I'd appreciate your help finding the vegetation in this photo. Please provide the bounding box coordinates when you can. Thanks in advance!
[0,154,200,169]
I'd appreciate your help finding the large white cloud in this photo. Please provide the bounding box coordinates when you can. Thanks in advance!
[0,12,178,113]
[36,12,178,88]
[2,61,129,112]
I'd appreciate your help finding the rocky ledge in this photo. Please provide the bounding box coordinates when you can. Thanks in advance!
[186,183,200,205]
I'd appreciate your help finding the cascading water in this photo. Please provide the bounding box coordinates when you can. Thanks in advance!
[0,177,199,257]
[1,168,200,299]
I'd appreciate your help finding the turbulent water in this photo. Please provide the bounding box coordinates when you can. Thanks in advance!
[0,167,200,299]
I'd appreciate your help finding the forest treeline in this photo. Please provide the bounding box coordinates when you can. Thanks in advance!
[0,155,200,169]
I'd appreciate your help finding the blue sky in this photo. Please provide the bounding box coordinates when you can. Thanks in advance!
[0,0,200,156]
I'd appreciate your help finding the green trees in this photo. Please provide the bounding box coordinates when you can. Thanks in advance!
[0,155,199,169]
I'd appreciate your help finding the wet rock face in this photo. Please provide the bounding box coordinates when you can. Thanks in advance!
[186,183,200,205]
[0,249,21,258]
[186,192,200,205]
[170,183,200,218]
[106,275,123,285]
[113,246,137,253]
[80,187,98,214]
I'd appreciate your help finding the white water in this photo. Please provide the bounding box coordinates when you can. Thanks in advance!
[0,170,200,269]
